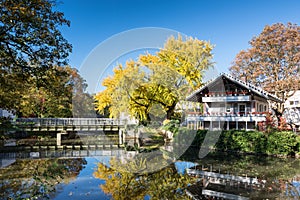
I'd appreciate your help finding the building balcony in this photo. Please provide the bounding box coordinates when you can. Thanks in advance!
[202,95,251,102]
[186,112,267,122]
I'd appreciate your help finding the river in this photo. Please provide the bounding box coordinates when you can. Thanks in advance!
[0,146,299,199]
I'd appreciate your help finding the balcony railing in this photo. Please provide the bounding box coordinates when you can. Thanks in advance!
[186,112,268,117]
[205,91,249,97]
[186,112,267,123]
[202,95,251,102]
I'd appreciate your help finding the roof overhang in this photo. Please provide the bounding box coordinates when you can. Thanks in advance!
[186,73,282,103]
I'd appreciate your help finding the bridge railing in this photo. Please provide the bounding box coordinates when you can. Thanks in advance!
[15,118,127,127]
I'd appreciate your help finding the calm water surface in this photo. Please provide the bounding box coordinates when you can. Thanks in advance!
[0,148,299,199]
[53,157,111,200]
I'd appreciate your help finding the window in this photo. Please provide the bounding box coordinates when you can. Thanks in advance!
[290,101,294,105]
[226,105,231,112]
[295,101,299,105]
[259,104,263,112]
[239,104,246,113]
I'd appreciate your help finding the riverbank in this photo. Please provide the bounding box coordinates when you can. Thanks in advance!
[174,129,300,158]
[2,127,300,158]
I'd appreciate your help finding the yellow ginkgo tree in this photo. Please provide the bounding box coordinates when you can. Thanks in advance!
[157,35,214,90]
[94,35,214,124]
[94,60,144,119]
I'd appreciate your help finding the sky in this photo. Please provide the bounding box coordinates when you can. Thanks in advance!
[57,0,300,93]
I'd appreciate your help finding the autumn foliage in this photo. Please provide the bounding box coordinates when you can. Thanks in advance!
[230,22,300,113]
[94,35,214,123]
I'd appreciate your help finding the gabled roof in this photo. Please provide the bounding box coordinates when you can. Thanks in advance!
[186,73,282,102]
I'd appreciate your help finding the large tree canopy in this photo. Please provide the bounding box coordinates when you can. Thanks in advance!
[0,0,72,72]
[230,22,300,113]
[0,0,72,111]
[94,35,214,123]
[12,66,94,118]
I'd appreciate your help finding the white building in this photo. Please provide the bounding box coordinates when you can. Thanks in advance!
[283,90,300,127]
[185,73,282,130]
[284,90,300,109]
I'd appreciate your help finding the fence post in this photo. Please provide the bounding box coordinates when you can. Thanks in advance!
[57,131,68,146]
[119,129,123,145]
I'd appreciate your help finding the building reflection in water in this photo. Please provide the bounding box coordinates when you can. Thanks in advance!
[0,145,299,199]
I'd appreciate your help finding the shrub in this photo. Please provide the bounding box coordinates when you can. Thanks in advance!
[190,129,299,156]
[162,119,180,135]
[296,136,300,153]
[266,131,298,156]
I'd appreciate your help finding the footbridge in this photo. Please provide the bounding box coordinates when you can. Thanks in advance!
[12,118,131,146]
[15,118,127,132]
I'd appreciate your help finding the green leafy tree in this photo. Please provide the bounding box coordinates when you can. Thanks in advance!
[0,0,72,111]
[230,22,300,113]
[15,66,93,118]
[70,67,96,118]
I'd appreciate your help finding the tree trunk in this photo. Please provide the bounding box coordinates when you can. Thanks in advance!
[166,103,176,120]
[277,103,283,115]
[139,113,151,126]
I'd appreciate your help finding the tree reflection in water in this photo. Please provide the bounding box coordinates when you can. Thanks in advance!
[0,158,86,199]
[94,149,300,199]
[94,155,196,200]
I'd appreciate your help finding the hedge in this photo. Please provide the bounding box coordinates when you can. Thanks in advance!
[175,129,300,156]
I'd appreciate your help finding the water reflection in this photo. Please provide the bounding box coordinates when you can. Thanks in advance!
[93,155,195,200]
[0,147,299,199]
[0,157,86,199]
[186,164,299,199]
[93,148,300,199]
[182,150,300,199]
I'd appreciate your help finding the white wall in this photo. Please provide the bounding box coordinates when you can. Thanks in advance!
[285,90,300,109]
